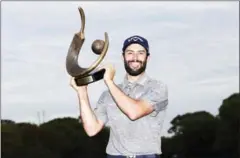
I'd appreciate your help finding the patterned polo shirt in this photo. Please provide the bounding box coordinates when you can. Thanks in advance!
[94,73,168,156]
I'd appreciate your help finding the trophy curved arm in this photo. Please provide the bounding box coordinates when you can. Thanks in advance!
[79,7,85,34]
[66,7,86,77]
[66,7,109,77]
[79,32,109,76]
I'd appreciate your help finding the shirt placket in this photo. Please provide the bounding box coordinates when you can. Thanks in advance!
[125,84,135,97]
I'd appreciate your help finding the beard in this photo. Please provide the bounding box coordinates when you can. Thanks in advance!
[124,58,147,76]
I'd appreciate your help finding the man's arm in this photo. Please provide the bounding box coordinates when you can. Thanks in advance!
[77,87,105,136]
[102,64,168,120]
[106,81,154,120]
[70,77,104,137]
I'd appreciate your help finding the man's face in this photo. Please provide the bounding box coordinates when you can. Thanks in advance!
[123,44,149,76]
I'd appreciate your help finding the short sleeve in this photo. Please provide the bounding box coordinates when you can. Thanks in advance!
[141,81,168,116]
[93,91,108,125]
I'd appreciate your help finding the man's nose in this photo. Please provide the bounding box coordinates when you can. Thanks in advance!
[132,53,138,61]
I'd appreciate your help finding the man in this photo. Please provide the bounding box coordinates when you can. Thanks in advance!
[70,35,168,158]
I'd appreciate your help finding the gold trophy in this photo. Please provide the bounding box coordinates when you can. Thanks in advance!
[66,7,109,86]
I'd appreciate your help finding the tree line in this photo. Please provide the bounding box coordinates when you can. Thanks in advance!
[2,92,239,158]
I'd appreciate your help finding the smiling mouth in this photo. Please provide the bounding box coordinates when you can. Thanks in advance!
[129,62,141,68]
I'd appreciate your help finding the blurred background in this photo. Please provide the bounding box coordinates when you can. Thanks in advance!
[1,1,239,158]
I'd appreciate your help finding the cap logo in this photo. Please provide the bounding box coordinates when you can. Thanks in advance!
[128,36,144,42]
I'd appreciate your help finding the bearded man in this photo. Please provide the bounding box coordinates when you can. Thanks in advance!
[70,35,168,158]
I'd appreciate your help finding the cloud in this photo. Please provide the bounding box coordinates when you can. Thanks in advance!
[2,1,239,136]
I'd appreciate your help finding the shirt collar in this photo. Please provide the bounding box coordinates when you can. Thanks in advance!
[123,72,149,87]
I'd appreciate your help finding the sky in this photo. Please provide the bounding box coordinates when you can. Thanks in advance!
[1,1,239,136]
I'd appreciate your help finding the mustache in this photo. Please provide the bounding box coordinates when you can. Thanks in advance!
[127,60,143,64]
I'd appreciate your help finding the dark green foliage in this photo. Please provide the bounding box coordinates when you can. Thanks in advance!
[2,92,239,158]
[2,117,109,158]
[162,92,240,158]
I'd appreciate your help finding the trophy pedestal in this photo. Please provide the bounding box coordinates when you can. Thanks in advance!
[75,69,106,86]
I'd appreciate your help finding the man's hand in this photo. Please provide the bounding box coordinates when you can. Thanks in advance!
[100,64,116,84]
[70,77,87,94]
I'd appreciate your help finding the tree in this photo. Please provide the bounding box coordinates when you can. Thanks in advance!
[165,111,218,157]
[2,123,23,158]
[1,117,109,158]
[1,119,15,124]
[214,93,240,158]
[39,117,109,158]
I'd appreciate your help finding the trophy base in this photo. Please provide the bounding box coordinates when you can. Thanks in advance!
[74,69,106,86]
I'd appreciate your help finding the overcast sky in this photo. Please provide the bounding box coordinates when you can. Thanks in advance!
[2,1,239,136]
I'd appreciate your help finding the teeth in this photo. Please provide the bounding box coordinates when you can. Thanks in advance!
[130,62,140,68]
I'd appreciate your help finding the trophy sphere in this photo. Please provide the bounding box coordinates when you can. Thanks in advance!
[91,40,105,55]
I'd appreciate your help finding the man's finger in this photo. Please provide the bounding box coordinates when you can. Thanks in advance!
[97,63,111,71]
[70,77,76,86]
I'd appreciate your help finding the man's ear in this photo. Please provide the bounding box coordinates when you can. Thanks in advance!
[147,54,150,62]
[122,52,125,61]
